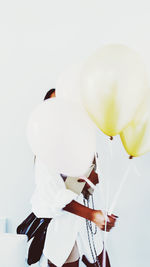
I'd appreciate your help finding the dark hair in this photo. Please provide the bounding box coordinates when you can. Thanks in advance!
[44,88,56,101]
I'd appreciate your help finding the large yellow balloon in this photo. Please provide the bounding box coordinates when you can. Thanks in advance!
[80,44,148,136]
[120,98,150,157]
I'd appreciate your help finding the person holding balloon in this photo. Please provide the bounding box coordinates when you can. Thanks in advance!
[26,44,150,267]
[29,88,117,267]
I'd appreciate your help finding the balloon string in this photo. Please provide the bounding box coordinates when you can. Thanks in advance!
[103,180,110,267]
[96,153,106,208]
[108,138,113,159]
[133,163,141,177]
[102,138,113,267]
[108,159,132,215]
[96,138,112,267]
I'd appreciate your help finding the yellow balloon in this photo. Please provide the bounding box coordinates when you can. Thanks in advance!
[80,44,148,136]
[120,98,150,157]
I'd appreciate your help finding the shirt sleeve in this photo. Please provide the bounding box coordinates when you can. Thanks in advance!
[30,158,78,218]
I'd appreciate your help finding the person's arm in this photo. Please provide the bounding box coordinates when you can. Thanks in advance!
[63,200,117,232]
[63,168,117,232]
[63,200,94,221]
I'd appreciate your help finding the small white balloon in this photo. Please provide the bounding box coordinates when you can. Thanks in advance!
[27,98,96,177]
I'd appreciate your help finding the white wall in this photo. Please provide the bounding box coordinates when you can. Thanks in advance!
[0,0,150,266]
[96,132,150,267]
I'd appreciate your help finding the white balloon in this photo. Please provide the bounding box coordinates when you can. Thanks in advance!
[27,98,96,177]
[56,63,83,105]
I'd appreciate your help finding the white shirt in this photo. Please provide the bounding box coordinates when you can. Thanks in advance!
[31,158,104,267]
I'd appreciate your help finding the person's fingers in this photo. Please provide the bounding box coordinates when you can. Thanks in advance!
[100,221,115,231]
[111,214,119,219]
[107,225,115,229]
[108,214,116,220]
[107,223,115,228]
[107,221,116,228]
[101,226,109,231]
[107,215,117,224]
[106,224,115,231]
[107,213,118,219]
[107,224,115,229]
[101,226,111,232]
[104,218,114,224]
[103,218,115,226]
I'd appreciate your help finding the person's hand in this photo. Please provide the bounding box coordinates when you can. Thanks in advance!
[93,210,118,232]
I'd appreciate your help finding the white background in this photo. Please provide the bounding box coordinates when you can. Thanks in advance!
[0,0,150,266]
